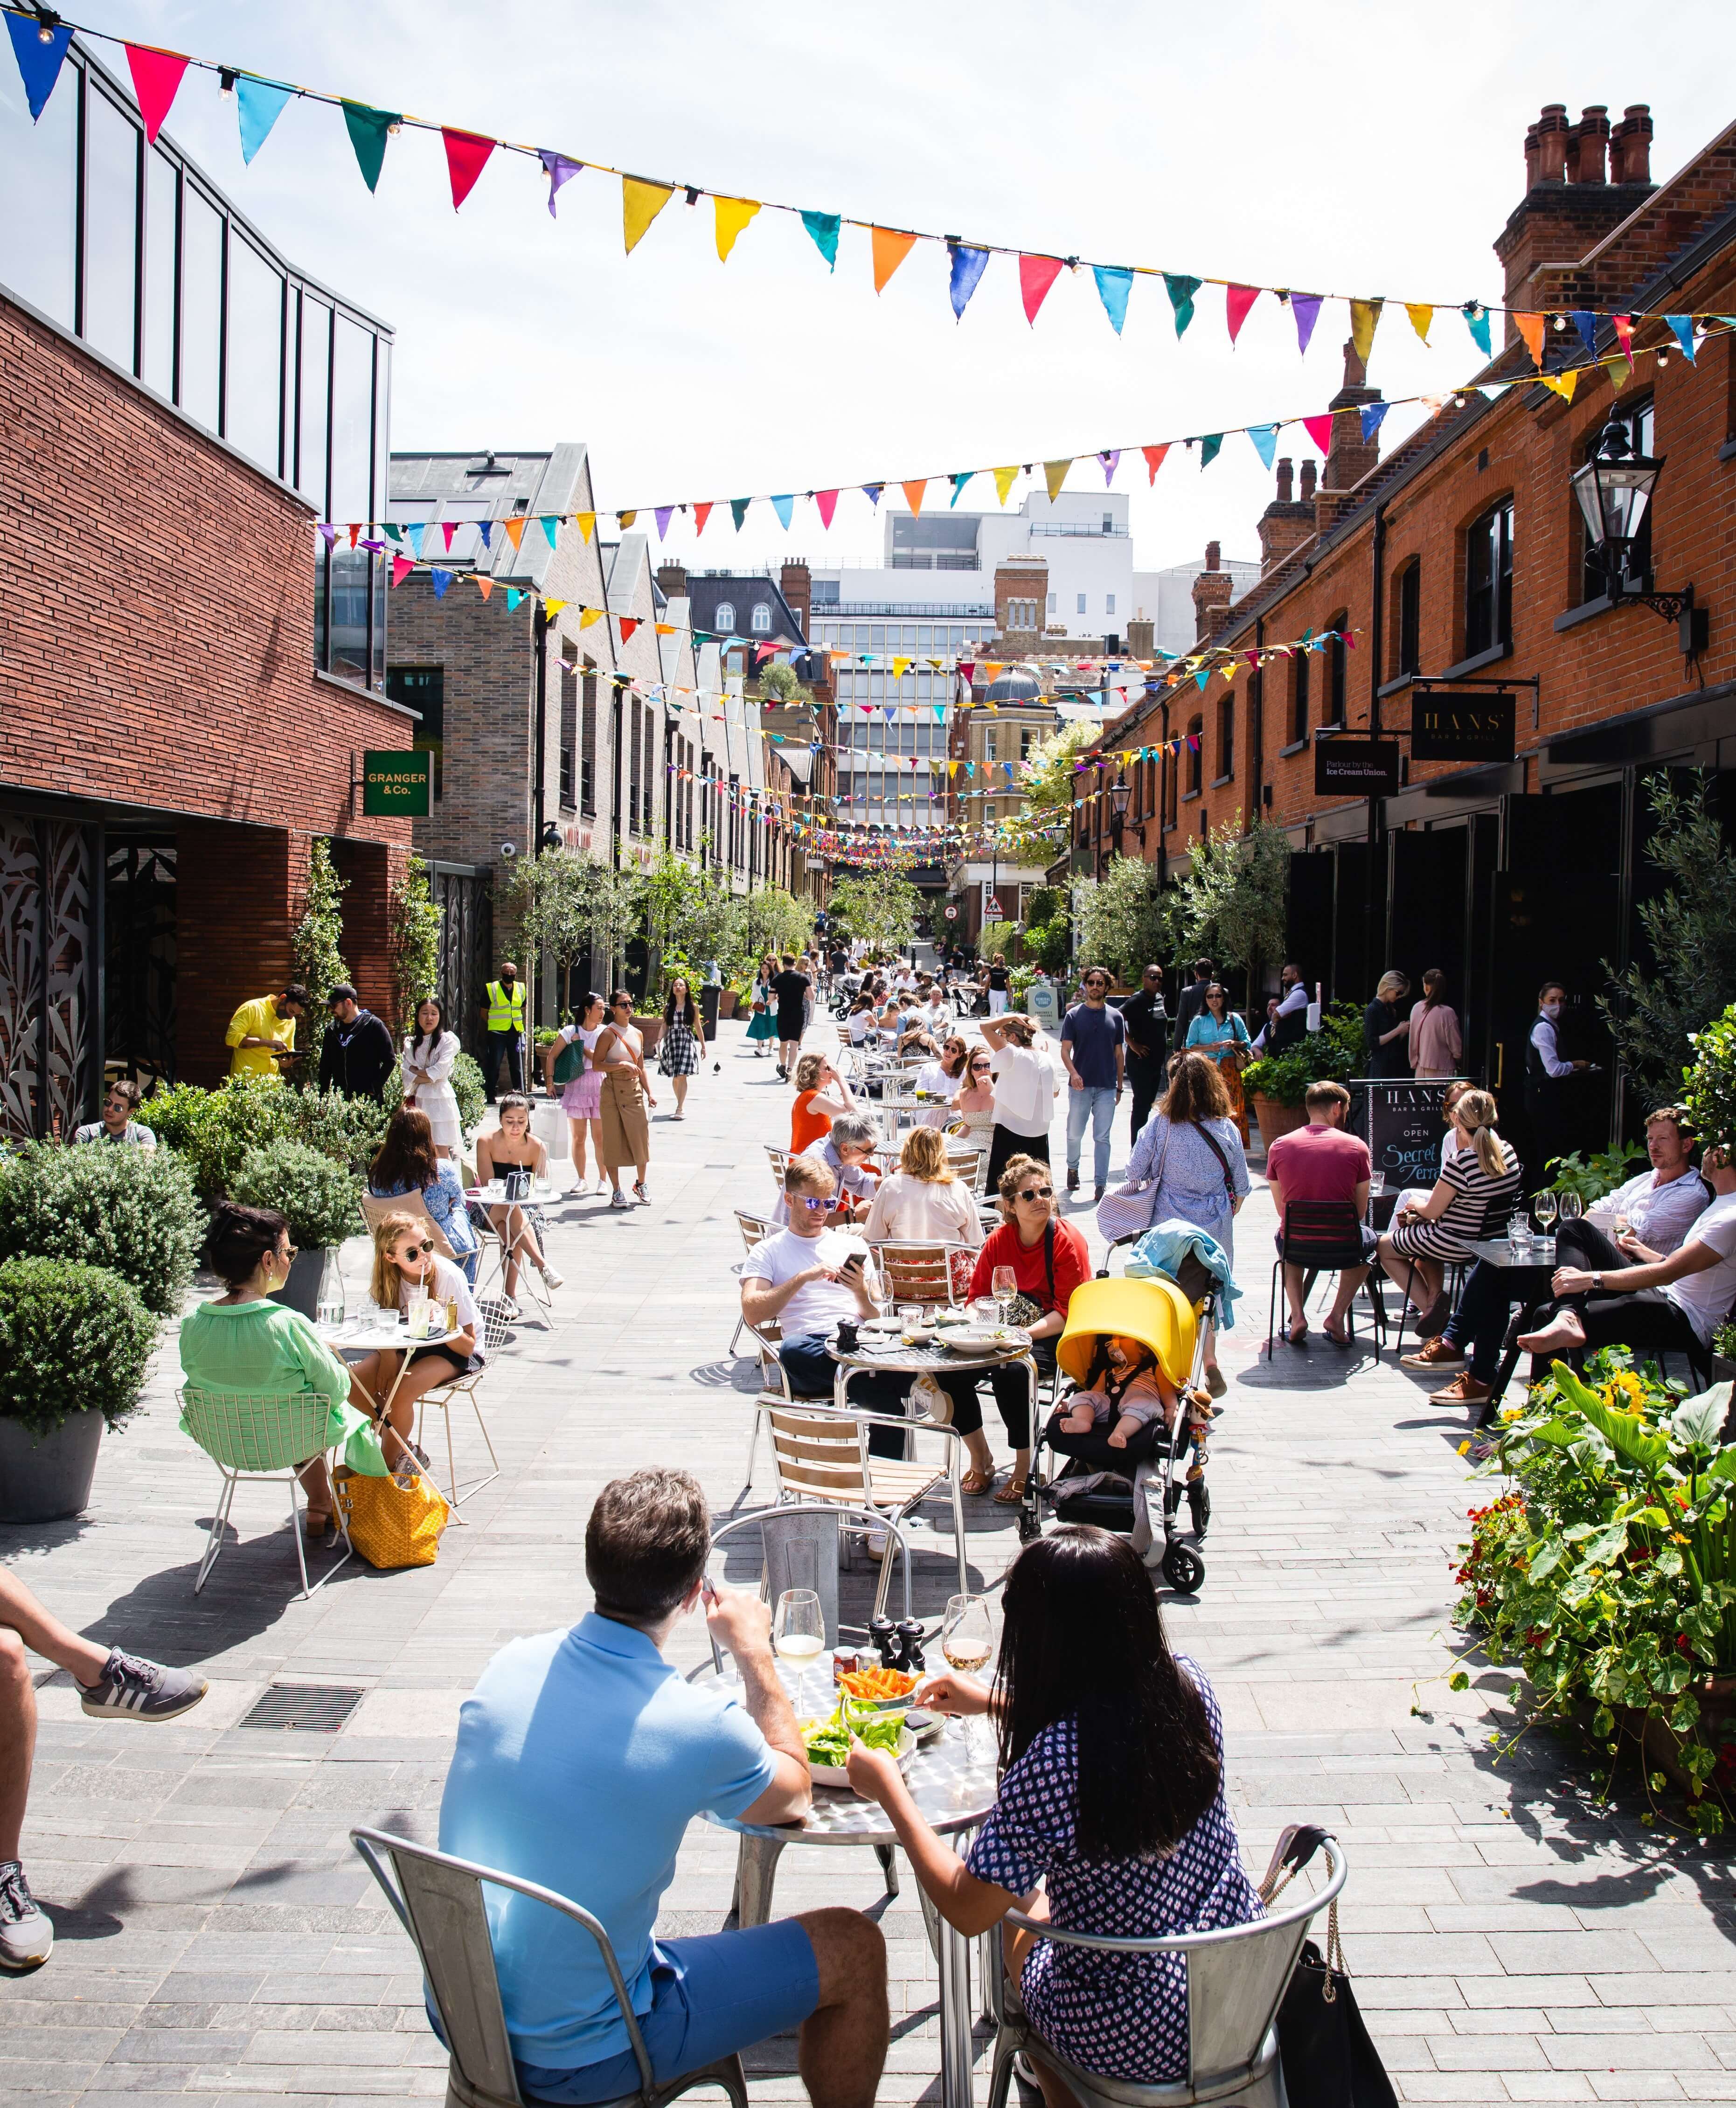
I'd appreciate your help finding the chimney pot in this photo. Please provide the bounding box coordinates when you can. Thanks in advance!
[1300,460,1318,501]
[1537,103,1569,182]
[1569,105,1609,183]
[1611,104,1653,184]
[1275,456,1294,504]
[1205,540,1221,572]
[1523,121,1542,189]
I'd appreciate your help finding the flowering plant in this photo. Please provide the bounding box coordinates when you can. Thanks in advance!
[1454,1351,1736,1831]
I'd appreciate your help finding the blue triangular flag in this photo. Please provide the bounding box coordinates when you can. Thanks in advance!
[862,484,882,507]
[949,472,973,507]
[1666,315,1697,362]
[1194,669,1210,690]
[477,520,493,549]
[1092,265,1133,335]
[430,569,453,599]
[947,241,990,320]
[1247,424,1278,470]
[506,589,522,612]
[1360,401,1391,442]
[6,12,71,120]
[771,494,793,530]
[236,76,294,164]
[404,524,424,557]
[539,515,559,548]
[1570,309,1600,355]
[801,211,840,270]
[1463,304,1492,357]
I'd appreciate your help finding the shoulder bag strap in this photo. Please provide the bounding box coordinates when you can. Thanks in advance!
[1194,1120,1237,1200]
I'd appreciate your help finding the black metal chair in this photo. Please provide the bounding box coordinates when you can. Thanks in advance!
[1268,1202,1382,1355]
[1384,1188,1519,1361]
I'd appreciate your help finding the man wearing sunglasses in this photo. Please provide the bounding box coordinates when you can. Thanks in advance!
[1059,966,1126,1202]
[1122,965,1167,1144]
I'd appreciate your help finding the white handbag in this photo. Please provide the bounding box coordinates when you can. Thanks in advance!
[1095,1126,1169,1244]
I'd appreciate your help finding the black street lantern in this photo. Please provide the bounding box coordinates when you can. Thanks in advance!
[1569,418,1704,646]
[1109,773,1132,825]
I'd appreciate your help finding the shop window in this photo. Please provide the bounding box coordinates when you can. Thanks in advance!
[1465,496,1514,655]
[1217,693,1235,779]
[1396,561,1421,676]
[1324,614,1348,726]
[1290,647,1310,743]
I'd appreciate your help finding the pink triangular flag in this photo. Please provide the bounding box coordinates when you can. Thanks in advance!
[1019,254,1064,326]
[390,555,415,587]
[1225,284,1260,344]
[441,128,496,211]
[1302,414,1333,454]
[816,491,839,528]
[125,44,189,145]
[441,521,457,551]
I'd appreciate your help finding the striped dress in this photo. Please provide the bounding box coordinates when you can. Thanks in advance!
[1388,1137,1521,1262]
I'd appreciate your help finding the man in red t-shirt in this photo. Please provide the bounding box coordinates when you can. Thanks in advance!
[1264,1081,1374,1345]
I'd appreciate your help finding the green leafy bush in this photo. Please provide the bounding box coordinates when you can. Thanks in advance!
[451,1052,486,1134]
[1545,1144,1646,1206]
[1685,1002,1736,1157]
[290,1084,391,1178]
[158,1071,297,1197]
[140,1079,216,1159]
[0,1256,157,1438]
[231,1140,363,1251]
[0,1142,204,1317]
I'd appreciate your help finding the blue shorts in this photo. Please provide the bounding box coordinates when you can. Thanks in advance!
[514,1920,820,2104]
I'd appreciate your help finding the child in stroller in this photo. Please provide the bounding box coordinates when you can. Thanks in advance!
[1056,1333,1177,1448]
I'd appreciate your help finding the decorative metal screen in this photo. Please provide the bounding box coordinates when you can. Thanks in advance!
[104,835,178,1087]
[431,866,491,1057]
[0,813,96,1141]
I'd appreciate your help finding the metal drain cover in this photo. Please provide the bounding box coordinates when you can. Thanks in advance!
[239,1684,365,1732]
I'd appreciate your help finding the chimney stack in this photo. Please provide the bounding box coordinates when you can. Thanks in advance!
[1205,541,1221,571]
[1192,546,1233,641]
[1569,105,1610,183]
[1610,104,1653,185]
[779,557,812,638]
[656,561,688,599]
[1536,104,1570,182]
[1275,458,1294,504]
[1258,457,1315,576]
[1496,100,1656,322]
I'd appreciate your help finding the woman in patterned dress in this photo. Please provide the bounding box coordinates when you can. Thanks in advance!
[656,977,705,1118]
[1376,1085,1521,1337]
[848,1526,1261,2092]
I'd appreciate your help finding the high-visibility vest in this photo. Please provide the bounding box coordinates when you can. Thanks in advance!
[486,980,526,1033]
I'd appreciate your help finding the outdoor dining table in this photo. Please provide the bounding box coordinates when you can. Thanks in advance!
[694,1656,999,2108]
[828,1324,1039,1425]
[318,1311,474,1515]
[1462,1236,1562,1421]
[465,1176,571,1206]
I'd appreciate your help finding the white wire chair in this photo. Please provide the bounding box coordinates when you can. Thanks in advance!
[414,1361,501,1512]
[178,1388,354,1600]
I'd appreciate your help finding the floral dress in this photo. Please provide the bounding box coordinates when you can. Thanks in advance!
[966,1661,1260,2084]
[372,1162,479,1284]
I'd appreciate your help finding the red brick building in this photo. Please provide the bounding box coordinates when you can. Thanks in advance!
[0,37,410,1134]
[1079,100,1736,1159]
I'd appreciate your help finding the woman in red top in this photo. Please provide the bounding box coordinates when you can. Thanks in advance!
[790,1051,856,1154]
[967,1153,1091,1504]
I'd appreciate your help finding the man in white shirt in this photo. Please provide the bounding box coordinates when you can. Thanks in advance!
[1572,1106,1711,1261]
[1265,964,1310,1053]
[980,1013,1057,1187]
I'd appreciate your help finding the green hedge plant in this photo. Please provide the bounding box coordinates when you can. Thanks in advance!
[0,1256,158,1439]
[231,1140,363,1251]
[0,1142,204,1317]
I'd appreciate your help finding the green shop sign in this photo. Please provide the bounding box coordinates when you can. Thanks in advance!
[361,750,431,817]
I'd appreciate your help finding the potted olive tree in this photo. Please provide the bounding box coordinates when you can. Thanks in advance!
[0,1256,158,1521]
[231,1139,364,1320]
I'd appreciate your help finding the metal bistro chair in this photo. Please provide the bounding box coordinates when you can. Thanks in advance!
[466,1162,556,1329]
[729,1210,774,1362]
[1384,1187,1519,1361]
[351,1827,747,2108]
[178,1388,354,1600]
[415,1359,501,1513]
[985,1830,1348,2108]
[1267,1202,1385,1357]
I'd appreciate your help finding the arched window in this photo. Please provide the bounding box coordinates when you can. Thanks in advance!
[715,601,736,631]
[1395,561,1422,677]
[750,602,772,633]
[1186,715,1204,798]
[1290,648,1310,743]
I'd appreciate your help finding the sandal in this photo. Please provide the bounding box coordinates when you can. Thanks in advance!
[960,1467,996,1496]
[993,1476,1028,1505]
[302,1509,335,1542]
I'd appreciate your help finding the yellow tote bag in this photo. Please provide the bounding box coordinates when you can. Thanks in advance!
[334,1465,450,1570]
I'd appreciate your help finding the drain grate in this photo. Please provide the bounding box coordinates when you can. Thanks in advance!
[239,1683,366,1732]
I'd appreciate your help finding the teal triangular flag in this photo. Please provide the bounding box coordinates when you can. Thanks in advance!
[236,76,294,164]
[506,589,522,612]
[730,498,751,531]
[341,101,400,193]
[801,211,840,270]
[540,516,559,548]
[384,523,403,544]
[1198,434,1222,469]
[1164,273,1201,337]
[949,473,973,507]
[1464,304,1492,358]
[1092,265,1133,335]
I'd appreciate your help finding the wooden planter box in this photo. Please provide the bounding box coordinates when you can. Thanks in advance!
[1620,1676,1736,1799]
[1250,1093,1309,1148]
[632,1014,665,1054]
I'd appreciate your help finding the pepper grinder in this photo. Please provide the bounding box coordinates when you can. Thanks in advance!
[869,1616,898,1668]
[894,1619,926,1673]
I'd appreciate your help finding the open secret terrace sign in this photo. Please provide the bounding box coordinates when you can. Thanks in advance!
[361,751,431,817]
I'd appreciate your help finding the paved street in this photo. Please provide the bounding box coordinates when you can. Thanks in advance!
[6,1024,1736,2107]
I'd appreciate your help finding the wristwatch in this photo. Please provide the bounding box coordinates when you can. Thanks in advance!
[1591,1272,1604,1289]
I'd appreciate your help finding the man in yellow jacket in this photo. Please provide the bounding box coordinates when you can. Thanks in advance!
[479,962,527,1101]
[225,985,310,1080]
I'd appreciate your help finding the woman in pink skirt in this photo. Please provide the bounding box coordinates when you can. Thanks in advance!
[542,991,607,1195]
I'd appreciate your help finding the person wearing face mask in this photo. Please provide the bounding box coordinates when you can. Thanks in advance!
[479,961,527,1103]
[1266,963,1310,1054]
[1526,980,1591,1185]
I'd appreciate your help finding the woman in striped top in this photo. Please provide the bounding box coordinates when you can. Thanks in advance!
[1375,1088,1520,1338]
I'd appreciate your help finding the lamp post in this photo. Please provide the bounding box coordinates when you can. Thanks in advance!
[1569,418,1706,648]
[1108,772,1131,873]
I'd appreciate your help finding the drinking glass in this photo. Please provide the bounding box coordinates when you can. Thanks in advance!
[942,1594,995,1760]
[1557,1190,1583,1227]
[992,1265,1018,1328]
[1368,1172,1386,1199]
[898,1303,922,1344]
[1534,1190,1558,1234]
[773,1589,825,1717]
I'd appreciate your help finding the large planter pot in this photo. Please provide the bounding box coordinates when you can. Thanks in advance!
[718,991,739,1020]
[1250,1093,1309,1149]
[270,1246,326,1321]
[0,1409,105,1523]
[633,1014,666,1055]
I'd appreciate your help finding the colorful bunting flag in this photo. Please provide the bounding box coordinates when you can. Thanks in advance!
[1301,413,1332,454]
[654,506,674,540]
[1349,297,1383,365]
[1093,265,1133,335]
[1247,424,1278,469]
[901,480,927,517]
[871,226,918,292]
[730,498,750,530]
[993,466,1019,504]
[430,568,453,599]
[816,490,839,529]
[1290,293,1323,354]
[1666,315,1697,362]
[949,472,973,507]
[506,589,522,612]
[1569,308,1599,354]
[441,127,495,210]
[537,150,581,215]
[618,509,637,528]
[714,196,759,262]
[124,44,188,144]
[502,516,526,550]
[622,177,674,253]
[403,524,424,557]
[390,554,415,587]
[475,576,493,600]
[947,241,990,319]
[576,512,596,541]
[862,484,883,507]
[1406,303,1433,344]
[801,211,841,269]
[619,617,640,641]
[1359,401,1390,442]
[1099,450,1120,486]
[1198,434,1222,470]
[1163,273,1201,337]
[476,520,493,550]
[340,101,399,193]
[1016,253,1063,326]
[1513,312,1546,367]
[6,10,71,119]
[1464,304,1492,357]
[539,515,559,548]
[1043,459,1072,502]
[1141,444,1170,484]
[771,494,793,529]
[439,521,457,552]
[236,76,294,164]
[1225,283,1260,344]
[1612,314,1634,354]
[1540,368,1579,402]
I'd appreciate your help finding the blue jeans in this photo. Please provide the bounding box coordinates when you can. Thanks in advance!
[1066,1084,1118,1187]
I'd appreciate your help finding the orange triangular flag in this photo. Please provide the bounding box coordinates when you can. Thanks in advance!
[902,480,926,516]
[475,576,493,600]
[1514,312,1546,367]
[694,502,713,535]
[502,517,526,550]
[619,617,640,641]
[871,227,919,293]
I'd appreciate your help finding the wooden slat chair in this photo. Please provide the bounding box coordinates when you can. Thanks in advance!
[729,1210,773,1363]
[871,1239,971,1311]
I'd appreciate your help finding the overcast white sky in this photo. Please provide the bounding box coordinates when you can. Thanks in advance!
[69,0,1736,578]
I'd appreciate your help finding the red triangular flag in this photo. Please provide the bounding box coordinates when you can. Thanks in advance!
[1019,255,1064,326]
[441,127,496,211]
[125,45,188,145]
[1225,284,1260,344]
[1141,444,1170,484]
[619,617,640,641]
[1302,414,1333,454]
[441,521,457,551]
[347,524,361,548]
[958,662,976,684]
[693,502,713,535]
[816,490,838,529]
[390,555,415,587]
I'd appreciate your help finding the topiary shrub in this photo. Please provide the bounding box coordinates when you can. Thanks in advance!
[289,1084,391,1178]
[452,1052,486,1134]
[0,1142,205,1317]
[231,1140,363,1251]
[0,1256,158,1439]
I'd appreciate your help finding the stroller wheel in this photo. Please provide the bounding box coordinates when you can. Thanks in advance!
[1187,1480,1211,1540]
[1161,1541,1205,1595]
[1016,1506,1040,1543]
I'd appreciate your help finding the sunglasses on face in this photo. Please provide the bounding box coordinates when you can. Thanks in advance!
[796,1196,834,1213]
[1017,1186,1053,1203]
[397,1239,435,1258]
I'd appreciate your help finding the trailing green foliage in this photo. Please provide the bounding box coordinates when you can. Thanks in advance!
[1685,1003,1736,1157]
[388,852,444,1039]
[1000,721,1100,863]
[0,1142,204,1317]
[231,1140,363,1251]
[291,839,349,1070]
[0,1255,158,1438]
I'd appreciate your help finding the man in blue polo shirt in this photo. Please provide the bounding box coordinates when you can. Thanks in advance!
[438,1469,888,2108]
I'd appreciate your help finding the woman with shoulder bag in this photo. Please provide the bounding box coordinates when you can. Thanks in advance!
[1184,983,1254,1144]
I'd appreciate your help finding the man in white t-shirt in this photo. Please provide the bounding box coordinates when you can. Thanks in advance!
[979,1013,1057,1188]
[1519,1145,1736,1364]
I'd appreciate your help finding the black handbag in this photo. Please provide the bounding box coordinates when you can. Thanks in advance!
[1260,1828,1396,2108]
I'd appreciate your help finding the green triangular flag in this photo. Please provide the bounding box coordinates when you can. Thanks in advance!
[342,101,400,193]
[730,498,751,531]
[1199,434,1222,469]
[1164,273,1201,338]
[800,211,841,270]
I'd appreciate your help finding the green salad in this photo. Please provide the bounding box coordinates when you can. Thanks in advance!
[804,1700,903,1767]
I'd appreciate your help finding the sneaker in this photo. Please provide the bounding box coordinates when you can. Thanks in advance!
[500,1297,521,1321]
[864,1526,888,1561]
[77,1648,208,1724]
[1094,1185,1105,1203]
[634,1179,649,1204]
[0,1862,52,1969]
[1400,1337,1463,1369]
[1416,1294,1452,1340]
[539,1262,565,1289]
[609,1189,631,1210]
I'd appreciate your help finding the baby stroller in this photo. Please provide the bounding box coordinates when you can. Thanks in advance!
[1018,1245,1215,1596]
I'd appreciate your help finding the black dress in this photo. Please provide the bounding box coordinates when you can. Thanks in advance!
[1363,998,1410,1079]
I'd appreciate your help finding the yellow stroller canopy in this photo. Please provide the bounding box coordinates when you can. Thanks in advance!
[1056,1275,1197,1391]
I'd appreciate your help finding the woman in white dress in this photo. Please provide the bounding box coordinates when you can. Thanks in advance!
[401,998,463,1157]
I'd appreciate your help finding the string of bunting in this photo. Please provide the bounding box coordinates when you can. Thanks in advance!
[7,5,1733,359]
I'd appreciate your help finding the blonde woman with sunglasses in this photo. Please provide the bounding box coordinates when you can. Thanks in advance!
[345,1212,483,1471]
[949,1044,998,1147]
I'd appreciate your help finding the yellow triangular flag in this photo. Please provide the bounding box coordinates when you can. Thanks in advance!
[1349,298,1383,364]
[544,598,566,616]
[618,510,637,527]
[576,513,596,542]
[622,177,674,254]
[1605,354,1633,389]
[714,196,760,262]
[580,607,603,628]
[892,657,910,678]
[871,226,919,293]
[1043,458,1072,501]
[475,576,493,600]
[1405,304,1433,344]
[992,466,1019,505]
[902,479,926,516]
[502,516,526,550]
[1541,368,1579,402]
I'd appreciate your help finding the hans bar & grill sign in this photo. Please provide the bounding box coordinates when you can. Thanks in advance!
[1409,689,1516,764]
[361,751,432,817]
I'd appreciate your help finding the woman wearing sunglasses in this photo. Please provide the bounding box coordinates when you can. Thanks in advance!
[964,1156,1092,1504]
[949,1045,998,1148]
[345,1212,484,1478]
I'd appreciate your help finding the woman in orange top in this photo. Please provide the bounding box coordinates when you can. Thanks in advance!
[790,1050,858,1153]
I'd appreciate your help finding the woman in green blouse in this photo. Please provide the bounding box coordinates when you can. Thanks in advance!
[179,1202,387,1540]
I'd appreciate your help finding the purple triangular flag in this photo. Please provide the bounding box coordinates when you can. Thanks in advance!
[655,507,674,541]
[539,151,581,217]
[1100,450,1121,486]
[1291,293,1323,355]
[316,521,339,548]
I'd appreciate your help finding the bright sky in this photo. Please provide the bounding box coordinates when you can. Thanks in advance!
[69,0,1736,580]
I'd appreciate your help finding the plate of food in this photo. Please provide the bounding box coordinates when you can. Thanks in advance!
[802,1701,914,1788]
[837,1664,920,1710]
[940,1324,1026,1353]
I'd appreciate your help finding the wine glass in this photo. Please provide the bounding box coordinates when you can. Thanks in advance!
[1534,1190,1558,1233]
[1557,1190,1583,1230]
[992,1265,1018,1330]
[941,1593,994,1760]
[773,1589,825,1718]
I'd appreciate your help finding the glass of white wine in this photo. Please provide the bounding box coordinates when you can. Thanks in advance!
[992,1265,1018,1330]
[773,1588,825,1717]
[941,1593,994,1761]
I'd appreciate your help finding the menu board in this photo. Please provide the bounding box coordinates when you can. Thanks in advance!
[1349,1078,1463,1193]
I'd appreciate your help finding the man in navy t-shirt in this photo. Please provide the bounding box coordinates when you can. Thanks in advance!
[1059,966,1126,1200]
